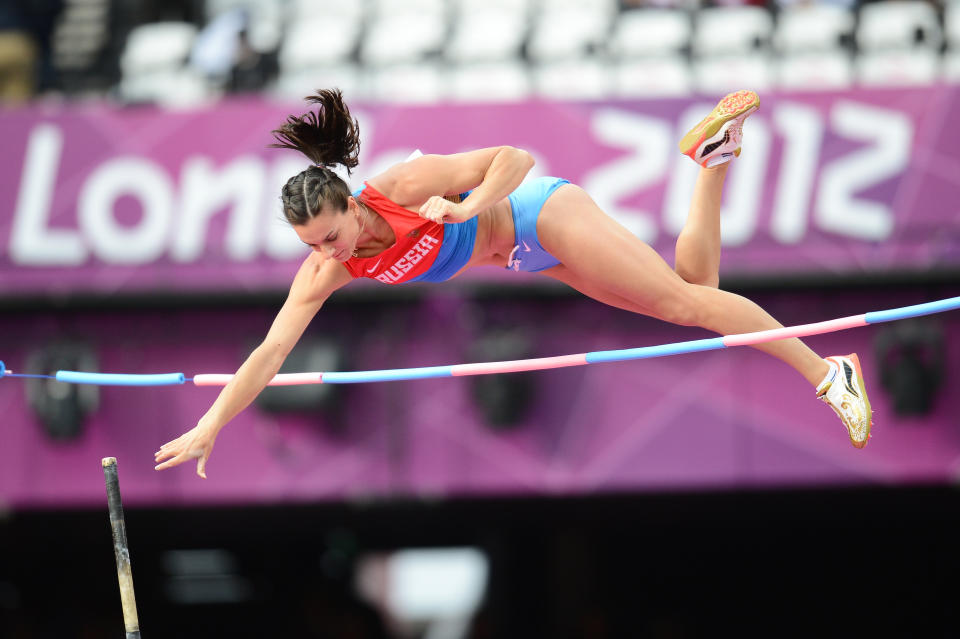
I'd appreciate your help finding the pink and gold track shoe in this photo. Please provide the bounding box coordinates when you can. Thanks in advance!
[816,353,873,449]
[679,89,760,168]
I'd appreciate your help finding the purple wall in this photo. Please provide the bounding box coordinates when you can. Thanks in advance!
[2,289,958,509]
[2,89,958,508]
[1,87,959,297]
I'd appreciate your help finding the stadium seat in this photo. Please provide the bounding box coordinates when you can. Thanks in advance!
[365,63,446,103]
[614,57,692,98]
[609,8,692,59]
[692,6,773,57]
[369,0,448,20]
[857,50,940,87]
[943,51,960,82]
[279,16,361,70]
[526,4,615,62]
[360,12,447,66]
[118,22,212,105]
[946,0,960,48]
[119,70,211,107]
[944,1,960,83]
[857,1,943,52]
[287,0,366,21]
[445,7,528,63]
[532,59,611,99]
[943,52,960,83]
[272,64,366,102]
[778,52,853,91]
[448,62,531,102]
[121,22,197,76]
[855,2,942,87]
[774,5,854,54]
[693,54,774,94]
[455,0,531,12]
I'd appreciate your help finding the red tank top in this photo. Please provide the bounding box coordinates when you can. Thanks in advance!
[342,183,445,284]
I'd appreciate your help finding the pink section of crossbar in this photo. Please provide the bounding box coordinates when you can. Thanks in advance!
[192,372,324,386]
[451,354,588,376]
[722,314,867,347]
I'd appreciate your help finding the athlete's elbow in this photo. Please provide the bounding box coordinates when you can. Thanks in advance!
[505,146,535,173]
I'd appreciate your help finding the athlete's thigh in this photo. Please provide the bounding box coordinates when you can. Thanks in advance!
[539,264,646,314]
[536,185,690,313]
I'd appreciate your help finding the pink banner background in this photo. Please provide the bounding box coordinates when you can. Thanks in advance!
[1,87,958,296]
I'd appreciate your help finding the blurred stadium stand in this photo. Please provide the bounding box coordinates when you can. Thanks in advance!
[1,0,957,106]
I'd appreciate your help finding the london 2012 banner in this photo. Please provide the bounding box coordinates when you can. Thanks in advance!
[1,87,957,296]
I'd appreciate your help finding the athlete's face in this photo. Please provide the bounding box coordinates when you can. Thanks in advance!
[294,198,363,261]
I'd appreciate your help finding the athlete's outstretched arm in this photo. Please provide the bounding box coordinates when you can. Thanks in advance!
[372,146,535,223]
[154,253,353,478]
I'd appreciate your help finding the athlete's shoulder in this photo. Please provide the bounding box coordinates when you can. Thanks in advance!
[367,156,456,208]
[364,166,405,202]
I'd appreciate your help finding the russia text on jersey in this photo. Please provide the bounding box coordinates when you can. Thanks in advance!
[374,234,441,283]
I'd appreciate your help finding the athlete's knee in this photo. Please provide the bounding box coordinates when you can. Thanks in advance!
[675,264,719,289]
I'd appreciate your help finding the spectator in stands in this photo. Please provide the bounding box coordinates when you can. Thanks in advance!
[0,0,62,102]
[190,7,246,86]
[0,28,36,102]
[228,27,277,94]
[190,8,277,95]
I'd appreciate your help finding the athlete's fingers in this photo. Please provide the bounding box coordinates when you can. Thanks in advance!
[155,444,180,462]
[155,451,189,471]
[157,437,182,453]
[197,455,208,479]
[156,433,189,457]
[419,196,445,219]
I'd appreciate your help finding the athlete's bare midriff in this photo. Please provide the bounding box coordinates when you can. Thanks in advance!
[451,197,516,276]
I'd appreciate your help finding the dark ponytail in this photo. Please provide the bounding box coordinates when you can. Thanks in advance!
[270,89,360,225]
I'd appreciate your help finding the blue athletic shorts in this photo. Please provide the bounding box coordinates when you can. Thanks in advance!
[506,176,569,273]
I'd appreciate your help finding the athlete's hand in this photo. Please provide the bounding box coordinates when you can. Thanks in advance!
[418,196,472,224]
[154,420,219,479]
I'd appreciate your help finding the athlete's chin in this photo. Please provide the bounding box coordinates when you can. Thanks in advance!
[333,249,348,261]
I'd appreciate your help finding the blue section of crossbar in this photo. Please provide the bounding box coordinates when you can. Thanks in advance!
[585,337,726,363]
[55,371,186,386]
[321,366,454,384]
[865,296,960,325]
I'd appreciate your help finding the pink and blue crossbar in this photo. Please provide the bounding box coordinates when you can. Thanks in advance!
[2,295,958,387]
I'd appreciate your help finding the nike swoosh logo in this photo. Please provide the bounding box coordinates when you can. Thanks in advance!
[842,362,859,398]
[701,128,731,158]
[522,241,531,252]
[366,259,383,273]
[507,245,520,271]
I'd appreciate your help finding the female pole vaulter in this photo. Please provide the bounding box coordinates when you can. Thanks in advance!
[155,89,871,478]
